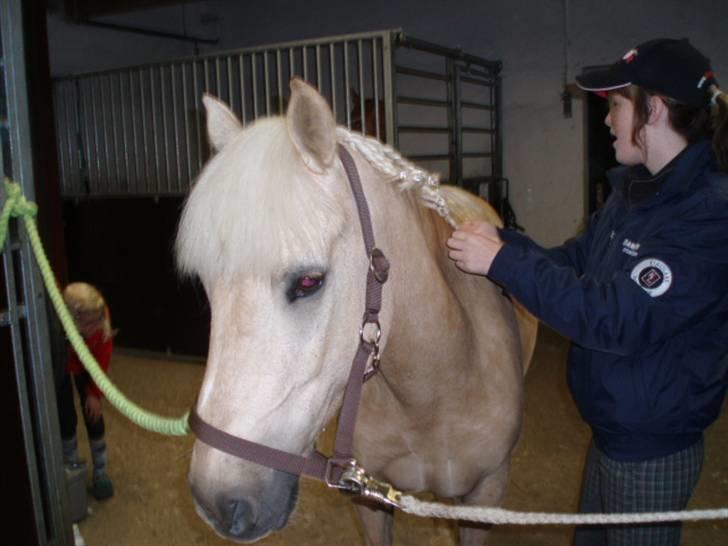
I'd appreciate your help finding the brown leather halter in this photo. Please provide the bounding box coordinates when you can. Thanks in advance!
[188,144,402,506]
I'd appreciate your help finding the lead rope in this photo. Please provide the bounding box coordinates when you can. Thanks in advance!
[398,496,728,525]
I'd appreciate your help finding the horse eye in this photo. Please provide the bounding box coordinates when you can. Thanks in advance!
[287,272,325,302]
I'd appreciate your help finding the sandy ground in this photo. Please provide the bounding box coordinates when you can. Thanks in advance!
[72,327,728,545]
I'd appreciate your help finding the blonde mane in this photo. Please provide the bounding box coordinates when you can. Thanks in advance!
[176,118,458,282]
[335,128,457,227]
[339,129,502,228]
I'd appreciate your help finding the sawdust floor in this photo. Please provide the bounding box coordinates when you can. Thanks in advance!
[73,327,728,545]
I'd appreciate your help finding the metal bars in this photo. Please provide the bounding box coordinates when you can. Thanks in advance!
[52,29,502,198]
[1,0,73,544]
[394,34,501,193]
[54,31,392,197]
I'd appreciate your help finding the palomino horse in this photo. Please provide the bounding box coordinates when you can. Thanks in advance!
[176,78,537,545]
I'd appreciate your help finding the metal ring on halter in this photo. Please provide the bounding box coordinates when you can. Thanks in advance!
[360,319,382,346]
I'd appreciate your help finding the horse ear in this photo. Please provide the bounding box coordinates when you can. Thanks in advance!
[286,78,337,174]
[202,93,243,152]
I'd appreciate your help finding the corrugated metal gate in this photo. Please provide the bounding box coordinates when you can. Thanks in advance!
[1,0,73,544]
[52,29,503,205]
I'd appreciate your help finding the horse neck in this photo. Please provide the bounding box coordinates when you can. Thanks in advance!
[371,188,474,406]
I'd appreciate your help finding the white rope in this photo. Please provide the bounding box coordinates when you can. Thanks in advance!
[399,495,728,525]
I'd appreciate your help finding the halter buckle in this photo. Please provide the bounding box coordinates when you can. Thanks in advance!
[369,247,390,283]
[324,457,360,491]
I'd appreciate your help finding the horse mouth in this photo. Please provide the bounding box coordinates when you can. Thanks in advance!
[191,473,300,543]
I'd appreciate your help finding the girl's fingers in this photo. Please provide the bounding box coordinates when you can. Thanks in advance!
[447,235,466,249]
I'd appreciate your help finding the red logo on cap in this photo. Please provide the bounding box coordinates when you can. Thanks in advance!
[622,48,638,63]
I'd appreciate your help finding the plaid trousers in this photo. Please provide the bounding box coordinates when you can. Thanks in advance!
[573,438,704,546]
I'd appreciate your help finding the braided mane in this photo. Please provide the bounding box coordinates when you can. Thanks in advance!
[336,128,457,228]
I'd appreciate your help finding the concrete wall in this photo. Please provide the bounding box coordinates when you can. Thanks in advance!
[47,0,728,246]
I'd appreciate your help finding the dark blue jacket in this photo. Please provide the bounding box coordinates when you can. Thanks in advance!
[490,140,728,461]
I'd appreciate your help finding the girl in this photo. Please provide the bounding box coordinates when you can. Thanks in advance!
[447,38,728,545]
[57,282,114,501]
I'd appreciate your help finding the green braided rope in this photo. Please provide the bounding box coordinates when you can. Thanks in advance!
[1,178,190,436]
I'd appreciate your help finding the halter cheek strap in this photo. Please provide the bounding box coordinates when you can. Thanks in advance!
[188,145,393,496]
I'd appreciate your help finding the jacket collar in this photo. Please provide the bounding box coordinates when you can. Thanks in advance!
[607,140,715,207]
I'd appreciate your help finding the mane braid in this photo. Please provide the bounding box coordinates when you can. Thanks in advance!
[336,128,457,228]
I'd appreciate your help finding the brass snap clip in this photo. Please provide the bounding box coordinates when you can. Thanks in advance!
[324,458,402,508]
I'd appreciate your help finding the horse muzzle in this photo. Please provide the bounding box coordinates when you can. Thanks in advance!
[191,470,299,543]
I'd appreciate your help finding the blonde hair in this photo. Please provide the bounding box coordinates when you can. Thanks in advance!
[63,282,112,340]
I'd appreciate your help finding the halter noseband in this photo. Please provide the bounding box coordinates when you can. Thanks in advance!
[188,144,400,506]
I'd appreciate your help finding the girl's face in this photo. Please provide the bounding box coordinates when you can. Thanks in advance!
[73,309,104,337]
[605,93,645,166]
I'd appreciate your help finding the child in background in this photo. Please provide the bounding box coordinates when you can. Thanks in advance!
[57,282,114,500]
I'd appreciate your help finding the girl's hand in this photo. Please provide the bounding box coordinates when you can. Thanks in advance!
[84,394,103,423]
[447,221,504,276]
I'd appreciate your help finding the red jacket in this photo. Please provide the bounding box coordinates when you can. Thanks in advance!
[67,329,113,399]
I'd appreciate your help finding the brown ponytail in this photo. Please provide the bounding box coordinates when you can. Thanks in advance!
[710,84,728,172]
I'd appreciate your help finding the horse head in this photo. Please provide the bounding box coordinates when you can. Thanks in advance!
[176,79,392,542]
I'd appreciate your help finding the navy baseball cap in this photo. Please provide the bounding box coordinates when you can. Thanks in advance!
[576,38,717,107]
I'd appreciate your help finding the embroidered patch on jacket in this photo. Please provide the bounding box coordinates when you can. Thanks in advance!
[630,258,673,297]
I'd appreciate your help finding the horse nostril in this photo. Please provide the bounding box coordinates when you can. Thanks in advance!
[220,496,255,536]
